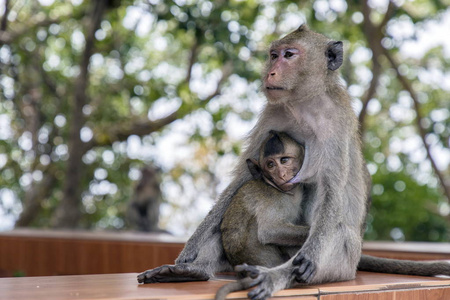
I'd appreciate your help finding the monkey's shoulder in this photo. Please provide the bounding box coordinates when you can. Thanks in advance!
[239,179,281,196]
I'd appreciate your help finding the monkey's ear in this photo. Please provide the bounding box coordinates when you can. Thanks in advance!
[296,23,308,32]
[326,41,343,71]
[246,158,262,180]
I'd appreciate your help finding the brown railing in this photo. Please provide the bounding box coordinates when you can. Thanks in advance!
[0,229,185,277]
[0,229,449,277]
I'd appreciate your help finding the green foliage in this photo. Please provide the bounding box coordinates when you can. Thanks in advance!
[365,167,447,241]
[0,0,448,239]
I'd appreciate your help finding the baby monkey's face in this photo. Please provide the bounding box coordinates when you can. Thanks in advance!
[261,143,303,192]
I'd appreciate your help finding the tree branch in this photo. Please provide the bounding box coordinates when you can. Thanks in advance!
[380,1,396,29]
[202,60,234,103]
[89,112,179,148]
[1,0,9,31]
[382,48,450,203]
[359,0,397,136]
[0,15,62,44]
[51,0,108,228]
[15,171,57,227]
[88,60,234,149]
[358,55,382,135]
[185,37,199,83]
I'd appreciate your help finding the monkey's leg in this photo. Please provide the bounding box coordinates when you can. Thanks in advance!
[235,263,295,300]
[138,233,233,284]
[176,170,252,264]
[293,223,361,284]
[137,263,210,283]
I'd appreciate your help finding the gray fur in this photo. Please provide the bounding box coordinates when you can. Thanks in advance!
[221,180,307,268]
[216,134,307,300]
[137,25,450,300]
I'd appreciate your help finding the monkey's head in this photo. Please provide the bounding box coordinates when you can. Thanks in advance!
[246,131,305,192]
[262,24,343,103]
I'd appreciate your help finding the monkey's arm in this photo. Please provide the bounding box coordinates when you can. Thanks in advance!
[176,160,253,264]
[258,223,310,246]
[252,183,310,247]
[138,124,270,284]
[176,124,270,264]
[293,132,367,284]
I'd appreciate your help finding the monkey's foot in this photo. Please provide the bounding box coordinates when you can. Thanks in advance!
[235,264,276,300]
[292,252,317,283]
[137,264,210,284]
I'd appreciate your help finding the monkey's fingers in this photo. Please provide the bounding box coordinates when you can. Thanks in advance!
[137,264,209,284]
[293,261,316,283]
[137,265,174,283]
[137,266,161,283]
[247,273,273,300]
[249,287,271,300]
[292,252,305,265]
[292,253,317,283]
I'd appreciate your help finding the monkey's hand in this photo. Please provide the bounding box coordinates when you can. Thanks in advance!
[292,252,317,283]
[137,264,209,284]
[235,264,280,300]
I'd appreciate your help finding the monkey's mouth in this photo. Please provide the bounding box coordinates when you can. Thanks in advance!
[266,86,284,91]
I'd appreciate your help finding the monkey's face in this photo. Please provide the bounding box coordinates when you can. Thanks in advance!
[262,25,338,104]
[261,143,303,192]
[263,42,305,104]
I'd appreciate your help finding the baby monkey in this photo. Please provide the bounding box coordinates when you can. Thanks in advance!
[216,131,309,300]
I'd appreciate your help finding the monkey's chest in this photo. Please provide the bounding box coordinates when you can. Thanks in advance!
[264,104,315,143]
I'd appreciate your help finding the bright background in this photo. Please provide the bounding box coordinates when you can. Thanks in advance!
[0,0,449,241]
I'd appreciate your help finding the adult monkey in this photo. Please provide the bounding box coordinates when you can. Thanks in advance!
[138,25,450,297]
[138,23,366,284]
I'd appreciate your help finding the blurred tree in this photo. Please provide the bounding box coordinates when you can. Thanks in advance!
[126,165,164,232]
[0,0,448,240]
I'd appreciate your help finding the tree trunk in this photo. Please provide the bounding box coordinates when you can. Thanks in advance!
[51,0,107,228]
[16,174,56,226]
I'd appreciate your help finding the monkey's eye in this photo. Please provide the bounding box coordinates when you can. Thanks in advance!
[270,52,278,60]
[284,51,294,59]
[280,157,290,164]
[267,161,275,169]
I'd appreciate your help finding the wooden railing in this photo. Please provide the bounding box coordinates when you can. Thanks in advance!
[0,229,449,277]
[0,229,185,277]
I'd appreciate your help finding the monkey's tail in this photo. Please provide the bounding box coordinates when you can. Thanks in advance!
[214,277,255,300]
[358,254,450,277]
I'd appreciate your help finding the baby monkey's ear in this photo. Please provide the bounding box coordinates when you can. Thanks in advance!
[246,158,262,180]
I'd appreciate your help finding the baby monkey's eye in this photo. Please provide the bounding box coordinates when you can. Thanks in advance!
[280,157,290,164]
[267,161,275,169]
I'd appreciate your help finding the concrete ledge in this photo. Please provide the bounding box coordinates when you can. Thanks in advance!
[0,272,449,300]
